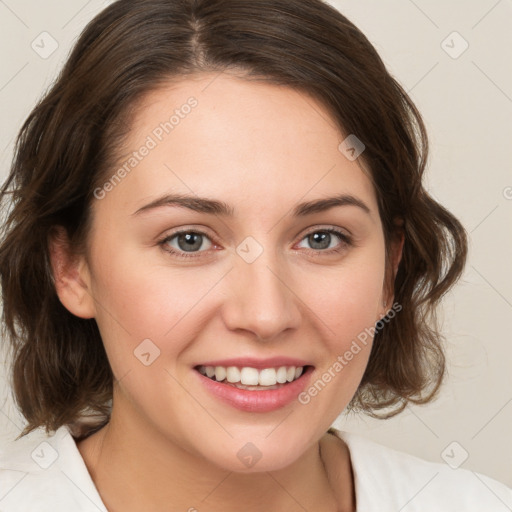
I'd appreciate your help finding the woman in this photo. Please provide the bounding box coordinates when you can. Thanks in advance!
[0,1,510,510]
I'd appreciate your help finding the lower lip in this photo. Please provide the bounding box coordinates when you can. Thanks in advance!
[195,367,314,412]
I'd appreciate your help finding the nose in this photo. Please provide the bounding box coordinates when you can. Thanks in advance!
[221,247,302,341]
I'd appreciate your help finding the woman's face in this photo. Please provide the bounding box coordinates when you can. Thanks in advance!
[76,72,392,472]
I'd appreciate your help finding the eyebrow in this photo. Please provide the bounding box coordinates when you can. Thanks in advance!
[132,193,371,217]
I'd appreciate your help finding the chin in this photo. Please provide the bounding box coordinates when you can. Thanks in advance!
[194,432,310,474]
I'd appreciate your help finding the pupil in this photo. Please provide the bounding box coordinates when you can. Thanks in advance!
[310,232,330,250]
[178,233,202,251]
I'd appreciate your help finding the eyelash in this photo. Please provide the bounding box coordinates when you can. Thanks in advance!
[158,227,353,259]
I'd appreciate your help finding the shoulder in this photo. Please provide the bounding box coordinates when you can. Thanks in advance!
[330,428,512,512]
[0,425,107,512]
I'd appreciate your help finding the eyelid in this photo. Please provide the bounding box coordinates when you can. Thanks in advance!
[298,224,352,240]
[159,225,219,243]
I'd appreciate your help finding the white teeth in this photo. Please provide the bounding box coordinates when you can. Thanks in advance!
[276,367,288,384]
[258,368,277,386]
[198,365,306,387]
[226,366,241,383]
[241,367,259,385]
[214,366,226,381]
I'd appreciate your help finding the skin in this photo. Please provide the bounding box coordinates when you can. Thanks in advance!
[51,71,403,512]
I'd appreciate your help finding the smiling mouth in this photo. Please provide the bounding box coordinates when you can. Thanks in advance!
[195,364,313,390]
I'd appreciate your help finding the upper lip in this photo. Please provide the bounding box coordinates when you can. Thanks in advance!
[194,357,312,369]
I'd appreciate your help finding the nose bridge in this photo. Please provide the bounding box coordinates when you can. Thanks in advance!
[222,239,301,340]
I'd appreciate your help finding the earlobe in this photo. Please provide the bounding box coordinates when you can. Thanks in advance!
[48,226,96,319]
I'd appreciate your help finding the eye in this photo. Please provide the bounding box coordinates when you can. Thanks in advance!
[296,228,352,254]
[160,229,214,258]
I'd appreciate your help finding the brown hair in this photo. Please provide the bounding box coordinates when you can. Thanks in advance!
[0,0,467,440]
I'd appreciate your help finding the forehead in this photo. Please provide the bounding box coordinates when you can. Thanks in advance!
[98,72,380,224]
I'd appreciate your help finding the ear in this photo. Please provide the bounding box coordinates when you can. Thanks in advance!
[48,226,96,319]
[379,223,405,319]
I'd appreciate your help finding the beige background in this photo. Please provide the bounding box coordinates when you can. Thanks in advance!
[0,0,511,489]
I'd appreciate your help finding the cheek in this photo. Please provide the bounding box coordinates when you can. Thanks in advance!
[298,247,385,405]
[296,267,384,420]
[307,250,386,344]
[88,241,224,363]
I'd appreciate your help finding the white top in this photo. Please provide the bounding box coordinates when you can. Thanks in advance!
[1,424,511,511]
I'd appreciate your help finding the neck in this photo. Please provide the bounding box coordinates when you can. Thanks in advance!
[76,405,354,512]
